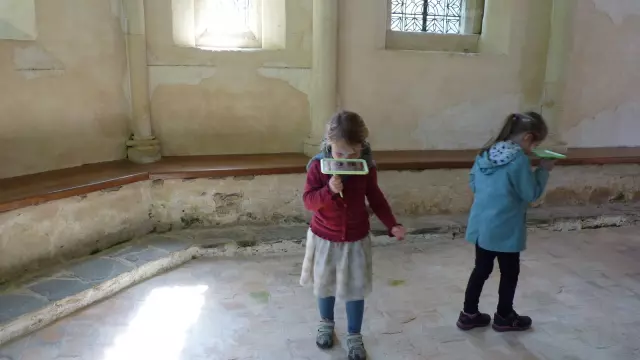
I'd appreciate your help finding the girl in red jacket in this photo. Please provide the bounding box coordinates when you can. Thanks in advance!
[300,111,406,360]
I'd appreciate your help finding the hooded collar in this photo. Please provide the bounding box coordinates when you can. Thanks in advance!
[476,140,522,175]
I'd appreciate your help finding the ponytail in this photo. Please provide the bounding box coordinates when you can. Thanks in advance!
[479,114,518,155]
[479,112,549,155]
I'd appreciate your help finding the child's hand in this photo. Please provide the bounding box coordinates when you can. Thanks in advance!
[391,225,406,241]
[539,159,556,171]
[329,175,343,194]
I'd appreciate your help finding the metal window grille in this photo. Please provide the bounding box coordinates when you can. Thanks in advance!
[390,0,463,34]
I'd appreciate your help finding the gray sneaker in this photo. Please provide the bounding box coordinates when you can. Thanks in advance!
[347,333,367,360]
[316,320,335,349]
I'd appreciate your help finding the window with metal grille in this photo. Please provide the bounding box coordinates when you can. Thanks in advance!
[390,0,468,34]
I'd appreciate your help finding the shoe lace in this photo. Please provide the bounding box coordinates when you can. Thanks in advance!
[509,312,523,326]
[317,322,334,337]
[347,334,365,352]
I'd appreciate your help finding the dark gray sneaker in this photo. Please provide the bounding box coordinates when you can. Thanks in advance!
[456,311,492,331]
[316,320,335,349]
[347,333,366,360]
[492,312,532,332]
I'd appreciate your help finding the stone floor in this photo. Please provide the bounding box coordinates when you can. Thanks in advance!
[1,226,640,360]
[2,203,638,334]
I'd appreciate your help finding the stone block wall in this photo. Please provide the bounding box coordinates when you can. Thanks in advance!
[2,164,640,283]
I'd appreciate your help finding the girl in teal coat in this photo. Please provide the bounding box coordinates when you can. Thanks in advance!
[457,112,556,332]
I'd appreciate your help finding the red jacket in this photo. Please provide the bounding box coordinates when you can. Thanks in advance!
[303,160,399,242]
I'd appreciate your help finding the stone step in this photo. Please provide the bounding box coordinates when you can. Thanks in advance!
[1,203,639,346]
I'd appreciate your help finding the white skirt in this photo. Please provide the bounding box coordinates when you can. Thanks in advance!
[300,229,372,302]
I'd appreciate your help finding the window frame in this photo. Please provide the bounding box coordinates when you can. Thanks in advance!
[386,0,485,53]
[194,0,263,49]
[172,0,286,51]
[0,0,38,41]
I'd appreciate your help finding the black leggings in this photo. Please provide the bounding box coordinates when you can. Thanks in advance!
[463,244,520,317]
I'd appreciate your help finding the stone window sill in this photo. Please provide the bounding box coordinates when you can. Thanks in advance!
[385,31,480,54]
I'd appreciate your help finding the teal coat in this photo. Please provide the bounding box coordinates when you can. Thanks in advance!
[465,141,549,253]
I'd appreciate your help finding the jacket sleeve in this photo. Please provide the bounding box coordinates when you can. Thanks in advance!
[366,167,399,232]
[303,161,335,211]
[469,162,477,194]
[509,153,549,203]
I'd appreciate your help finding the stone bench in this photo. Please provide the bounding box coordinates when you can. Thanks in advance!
[3,148,640,213]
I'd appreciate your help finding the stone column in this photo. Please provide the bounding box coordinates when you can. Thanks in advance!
[304,0,339,156]
[540,0,574,152]
[123,0,161,164]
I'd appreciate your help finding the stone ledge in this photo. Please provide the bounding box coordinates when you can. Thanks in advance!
[1,204,639,346]
[4,162,640,287]
[2,148,640,213]
[0,153,308,213]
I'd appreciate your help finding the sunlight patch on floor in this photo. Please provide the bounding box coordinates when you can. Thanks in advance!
[102,285,208,360]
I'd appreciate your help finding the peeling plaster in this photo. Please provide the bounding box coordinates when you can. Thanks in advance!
[150,65,310,155]
[13,46,64,71]
[13,45,66,80]
[262,61,295,68]
[257,68,311,95]
[564,102,640,147]
[109,0,127,33]
[1,0,130,178]
[19,70,66,80]
[592,0,640,25]
[109,0,121,17]
[412,94,522,149]
[148,66,218,95]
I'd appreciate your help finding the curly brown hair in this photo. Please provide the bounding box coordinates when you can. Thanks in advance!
[324,111,369,146]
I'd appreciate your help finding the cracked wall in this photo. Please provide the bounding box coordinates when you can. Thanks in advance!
[0,182,152,283]
[3,165,640,283]
[1,0,638,178]
[340,0,640,150]
[145,0,313,155]
[339,0,552,150]
[0,0,130,178]
[149,66,311,155]
[561,0,640,147]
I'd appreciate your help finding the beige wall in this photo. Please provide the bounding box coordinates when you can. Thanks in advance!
[339,0,640,150]
[0,0,130,178]
[561,0,640,147]
[1,0,640,179]
[338,0,552,150]
[145,0,312,156]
